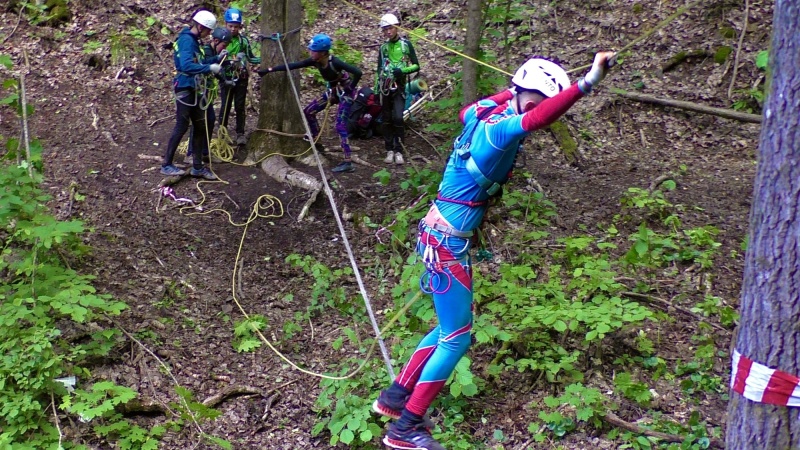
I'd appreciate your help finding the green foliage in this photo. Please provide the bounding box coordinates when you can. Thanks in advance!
[232,315,267,352]
[610,410,720,449]
[285,254,356,314]
[613,372,653,406]
[539,383,608,435]
[0,53,184,450]
[621,182,678,220]
[755,50,768,70]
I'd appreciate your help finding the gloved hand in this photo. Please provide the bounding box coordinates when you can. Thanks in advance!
[210,64,221,74]
[584,51,617,87]
[218,50,228,60]
[237,52,246,61]
[392,67,404,78]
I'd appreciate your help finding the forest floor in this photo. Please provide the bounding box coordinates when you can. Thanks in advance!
[0,0,771,448]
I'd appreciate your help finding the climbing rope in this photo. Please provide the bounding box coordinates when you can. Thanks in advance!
[265,32,398,379]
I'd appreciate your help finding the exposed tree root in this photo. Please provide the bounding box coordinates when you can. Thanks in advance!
[259,155,322,221]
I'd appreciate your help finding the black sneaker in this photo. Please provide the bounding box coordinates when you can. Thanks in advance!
[332,161,355,173]
[383,423,445,450]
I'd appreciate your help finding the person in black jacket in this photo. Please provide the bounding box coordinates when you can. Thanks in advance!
[258,33,362,173]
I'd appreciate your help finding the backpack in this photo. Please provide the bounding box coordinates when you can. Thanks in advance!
[347,87,383,139]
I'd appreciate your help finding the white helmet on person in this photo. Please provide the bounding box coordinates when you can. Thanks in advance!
[192,10,217,30]
[511,58,570,97]
[379,13,400,28]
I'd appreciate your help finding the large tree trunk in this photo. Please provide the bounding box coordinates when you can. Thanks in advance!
[462,0,482,105]
[251,0,305,162]
[725,2,800,448]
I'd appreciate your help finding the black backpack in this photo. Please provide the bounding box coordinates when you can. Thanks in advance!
[347,87,382,139]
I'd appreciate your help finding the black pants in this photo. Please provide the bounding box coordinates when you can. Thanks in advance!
[219,78,248,135]
[163,90,208,170]
[381,89,406,153]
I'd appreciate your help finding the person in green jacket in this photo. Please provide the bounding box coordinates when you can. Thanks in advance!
[375,13,420,165]
[218,8,261,146]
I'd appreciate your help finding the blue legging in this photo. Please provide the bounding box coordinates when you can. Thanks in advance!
[393,223,473,416]
[303,87,354,159]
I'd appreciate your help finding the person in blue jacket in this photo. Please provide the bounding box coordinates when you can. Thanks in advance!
[372,51,617,450]
[258,33,363,173]
[161,10,223,180]
[186,27,233,163]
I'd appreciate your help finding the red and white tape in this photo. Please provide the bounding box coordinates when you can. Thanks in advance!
[731,349,800,406]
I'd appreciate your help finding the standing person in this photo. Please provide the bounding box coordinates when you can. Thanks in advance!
[258,33,363,173]
[218,7,261,146]
[161,10,222,180]
[375,13,420,165]
[186,27,232,163]
[372,52,617,450]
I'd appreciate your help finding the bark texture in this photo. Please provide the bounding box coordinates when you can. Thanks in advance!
[252,0,305,161]
[725,1,800,448]
[462,0,482,105]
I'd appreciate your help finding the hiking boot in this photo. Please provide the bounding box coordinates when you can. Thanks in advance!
[332,161,355,173]
[160,165,186,176]
[384,151,395,164]
[189,167,217,180]
[394,152,405,165]
[236,134,247,146]
[383,423,445,450]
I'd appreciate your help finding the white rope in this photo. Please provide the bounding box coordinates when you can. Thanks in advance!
[271,37,396,379]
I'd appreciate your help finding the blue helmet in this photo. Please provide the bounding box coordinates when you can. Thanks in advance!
[224,8,243,24]
[307,33,332,52]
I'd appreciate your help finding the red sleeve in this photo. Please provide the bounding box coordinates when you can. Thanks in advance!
[520,84,584,132]
[458,89,514,123]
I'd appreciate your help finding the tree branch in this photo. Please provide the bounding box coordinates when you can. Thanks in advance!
[604,411,725,449]
[611,88,762,123]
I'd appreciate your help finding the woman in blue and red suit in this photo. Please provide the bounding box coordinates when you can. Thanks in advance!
[258,33,362,174]
[372,51,617,450]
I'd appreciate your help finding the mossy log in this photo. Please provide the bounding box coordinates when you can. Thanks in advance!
[548,120,578,164]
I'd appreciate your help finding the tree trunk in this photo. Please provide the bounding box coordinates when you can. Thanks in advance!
[462,0,482,105]
[251,0,305,162]
[725,2,800,448]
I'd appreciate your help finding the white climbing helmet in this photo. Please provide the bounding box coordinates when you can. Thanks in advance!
[192,10,217,30]
[379,13,400,28]
[511,58,571,97]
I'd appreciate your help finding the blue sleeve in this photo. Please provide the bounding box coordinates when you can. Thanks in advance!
[176,34,210,75]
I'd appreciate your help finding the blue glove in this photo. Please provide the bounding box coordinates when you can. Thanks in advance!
[392,68,403,78]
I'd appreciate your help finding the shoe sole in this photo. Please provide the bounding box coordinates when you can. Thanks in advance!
[372,400,401,420]
[382,436,426,450]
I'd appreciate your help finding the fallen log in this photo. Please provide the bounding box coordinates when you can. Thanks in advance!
[611,88,761,123]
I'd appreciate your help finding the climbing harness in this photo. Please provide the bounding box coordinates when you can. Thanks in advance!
[417,225,470,295]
